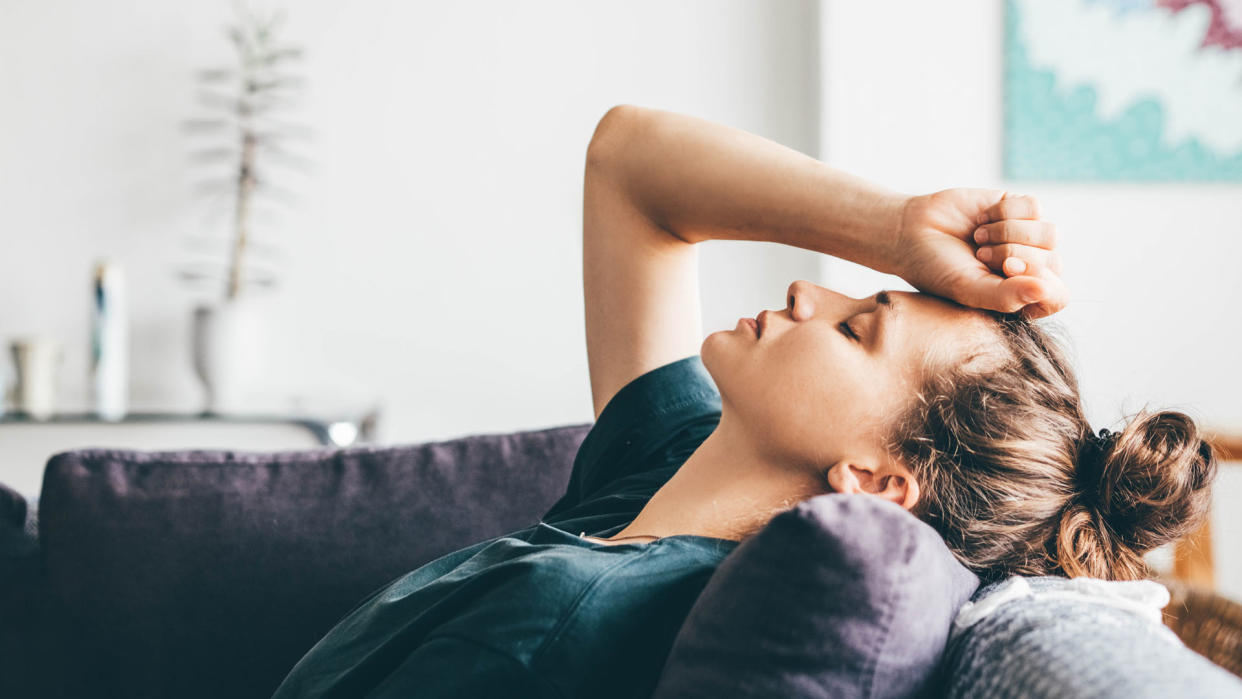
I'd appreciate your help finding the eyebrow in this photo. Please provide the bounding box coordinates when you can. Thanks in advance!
[873,291,899,351]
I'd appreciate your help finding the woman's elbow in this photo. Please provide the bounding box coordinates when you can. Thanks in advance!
[585,104,642,171]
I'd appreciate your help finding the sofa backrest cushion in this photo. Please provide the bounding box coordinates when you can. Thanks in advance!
[652,493,980,699]
[34,423,590,699]
[945,576,1242,698]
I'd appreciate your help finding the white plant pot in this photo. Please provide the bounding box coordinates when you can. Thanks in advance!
[192,300,266,413]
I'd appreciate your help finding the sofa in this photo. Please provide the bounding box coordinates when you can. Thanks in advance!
[2,423,1240,699]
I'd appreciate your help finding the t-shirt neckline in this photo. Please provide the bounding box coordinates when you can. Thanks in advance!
[535,521,741,550]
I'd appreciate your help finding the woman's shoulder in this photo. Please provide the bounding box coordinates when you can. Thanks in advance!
[442,527,733,614]
[435,531,731,645]
[489,524,733,577]
[542,355,721,522]
[500,531,736,622]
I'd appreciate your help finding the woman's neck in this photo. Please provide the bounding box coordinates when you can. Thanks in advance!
[610,413,824,542]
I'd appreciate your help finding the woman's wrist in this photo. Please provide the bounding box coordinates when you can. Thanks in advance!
[814,188,911,276]
[859,192,911,276]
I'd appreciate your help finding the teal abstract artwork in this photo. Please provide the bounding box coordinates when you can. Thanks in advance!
[1005,0,1242,181]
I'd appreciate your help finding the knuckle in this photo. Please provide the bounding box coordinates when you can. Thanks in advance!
[1045,223,1059,247]
[999,220,1017,241]
[1017,221,1038,245]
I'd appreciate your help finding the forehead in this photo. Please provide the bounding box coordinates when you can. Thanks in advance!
[894,290,983,323]
[888,291,996,367]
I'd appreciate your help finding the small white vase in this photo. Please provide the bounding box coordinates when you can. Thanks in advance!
[192,299,266,413]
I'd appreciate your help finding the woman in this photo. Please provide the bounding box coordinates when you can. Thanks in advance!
[271,106,1216,698]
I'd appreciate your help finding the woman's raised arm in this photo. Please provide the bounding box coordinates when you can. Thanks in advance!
[582,105,1065,417]
[582,106,708,419]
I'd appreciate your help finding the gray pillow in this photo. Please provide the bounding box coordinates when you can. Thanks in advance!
[652,493,980,699]
[945,576,1242,698]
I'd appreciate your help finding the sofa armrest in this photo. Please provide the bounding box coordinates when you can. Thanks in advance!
[31,422,590,699]
[0,482,25,532]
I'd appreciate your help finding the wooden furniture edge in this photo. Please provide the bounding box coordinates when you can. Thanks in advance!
[1171,431,1240,589]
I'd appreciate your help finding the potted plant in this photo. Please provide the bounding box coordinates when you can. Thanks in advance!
[183,5,309,413]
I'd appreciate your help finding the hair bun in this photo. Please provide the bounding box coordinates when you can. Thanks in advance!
[1068,410,1217,577]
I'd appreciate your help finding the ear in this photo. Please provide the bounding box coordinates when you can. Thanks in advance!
[825,458,920,511]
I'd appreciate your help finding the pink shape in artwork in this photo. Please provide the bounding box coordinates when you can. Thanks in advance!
[1161,0,1242,50]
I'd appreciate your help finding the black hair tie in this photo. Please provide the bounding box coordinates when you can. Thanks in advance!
[1077,427,1118,490]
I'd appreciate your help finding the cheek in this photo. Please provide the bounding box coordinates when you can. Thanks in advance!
[767,326,853,394]
[705,324,892,446]
[741,328,877,452]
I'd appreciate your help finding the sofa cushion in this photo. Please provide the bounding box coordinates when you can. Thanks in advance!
[945,576,1242,699]
[651,493,980,699]
[32,423,590,699]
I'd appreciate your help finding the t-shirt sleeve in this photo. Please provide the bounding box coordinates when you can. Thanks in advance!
[541,355,721,523]
[364,635,557,699]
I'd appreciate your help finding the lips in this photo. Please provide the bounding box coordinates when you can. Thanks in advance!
[740,317,759,337]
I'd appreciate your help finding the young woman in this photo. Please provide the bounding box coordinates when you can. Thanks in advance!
[271,106,1216,698]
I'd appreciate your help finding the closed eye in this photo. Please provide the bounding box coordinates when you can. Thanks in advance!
[838,319,860,341]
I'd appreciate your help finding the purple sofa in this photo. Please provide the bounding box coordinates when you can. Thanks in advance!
[3,424,1239,699]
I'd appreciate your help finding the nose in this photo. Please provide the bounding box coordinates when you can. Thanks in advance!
[786,279,823,322]
[786,279,868,323]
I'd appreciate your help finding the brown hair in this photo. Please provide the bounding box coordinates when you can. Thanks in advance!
[890,313,1217,582]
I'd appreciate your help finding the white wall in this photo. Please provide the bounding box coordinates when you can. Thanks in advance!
[0,0,821,442]
[820,0,1242,597]
[10,0,1234,595]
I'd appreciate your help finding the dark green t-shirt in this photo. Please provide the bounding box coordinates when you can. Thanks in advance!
[271,355,737,699]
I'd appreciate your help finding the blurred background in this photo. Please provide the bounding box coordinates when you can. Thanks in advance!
[1,1,1240,593]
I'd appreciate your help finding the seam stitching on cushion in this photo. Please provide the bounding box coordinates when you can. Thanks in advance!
[861,518,916,698]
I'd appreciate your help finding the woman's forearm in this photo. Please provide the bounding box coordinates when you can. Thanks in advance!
[586,105,909,275]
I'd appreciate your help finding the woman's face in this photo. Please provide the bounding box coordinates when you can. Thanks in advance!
[701,280,995,476]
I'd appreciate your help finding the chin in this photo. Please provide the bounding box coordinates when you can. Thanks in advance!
[699,331,729,373]
[699,332,738,399]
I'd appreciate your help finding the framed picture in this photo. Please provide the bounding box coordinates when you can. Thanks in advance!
[1004,0,1242,181]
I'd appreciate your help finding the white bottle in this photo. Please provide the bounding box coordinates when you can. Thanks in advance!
[92,260,128,421]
